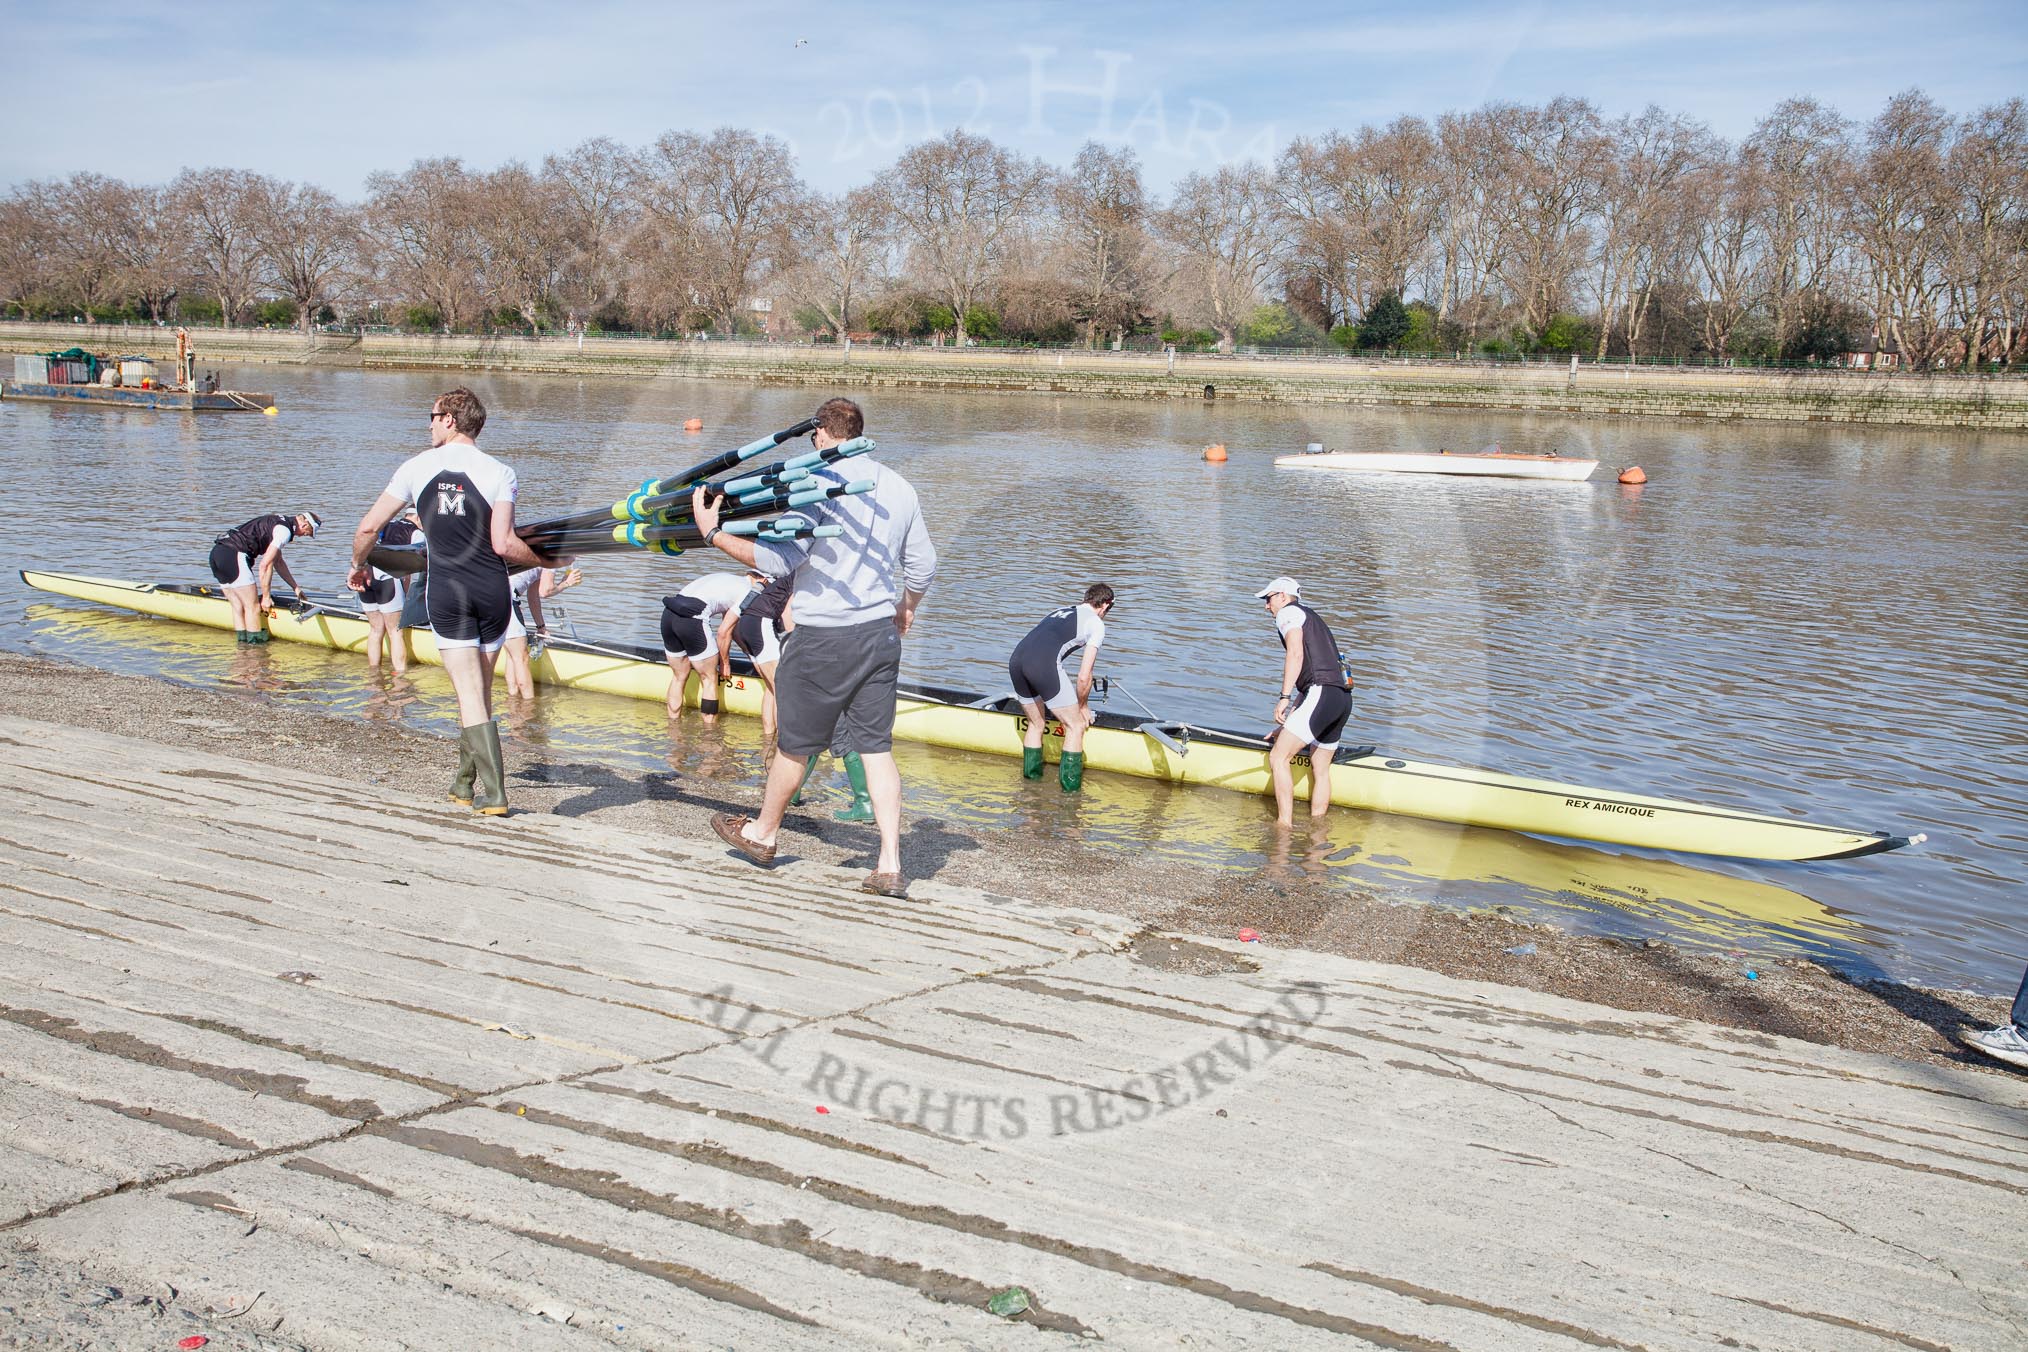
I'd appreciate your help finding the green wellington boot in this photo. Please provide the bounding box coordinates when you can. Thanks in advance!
[1022,745,1045,780]
[449,728,478,805]
[233,630,249,643]
[1058,750,1085,793]
[834,752,875,822]
[790,754,821,807]
[469,721,510,816]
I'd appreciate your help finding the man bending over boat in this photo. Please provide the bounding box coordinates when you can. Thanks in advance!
[691,396,936,899]
[208,510,320,643]
[659,571,752,719]
[347,387,548,815]
[1010,583,1115,792]
[1257,576,1353,827]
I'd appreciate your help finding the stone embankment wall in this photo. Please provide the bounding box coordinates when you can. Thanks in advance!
[6,321,2025,430]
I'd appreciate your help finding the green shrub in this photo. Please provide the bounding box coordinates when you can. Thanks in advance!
[962,305,1001,340]
[1356,294,1411,349]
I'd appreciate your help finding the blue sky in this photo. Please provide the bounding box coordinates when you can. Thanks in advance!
[4,0,2022,195]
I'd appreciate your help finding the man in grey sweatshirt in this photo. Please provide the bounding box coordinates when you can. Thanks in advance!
[691,397,936,897]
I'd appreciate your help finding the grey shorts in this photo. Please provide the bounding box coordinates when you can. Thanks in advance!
[775,616,901,757]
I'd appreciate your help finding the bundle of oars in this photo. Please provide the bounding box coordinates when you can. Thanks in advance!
[367,418,876,575]
[519,416,880,559]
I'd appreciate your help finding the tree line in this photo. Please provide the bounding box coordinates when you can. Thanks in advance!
[1,90,2022,370]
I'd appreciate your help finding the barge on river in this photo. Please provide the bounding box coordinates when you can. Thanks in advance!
[1,333,273,412]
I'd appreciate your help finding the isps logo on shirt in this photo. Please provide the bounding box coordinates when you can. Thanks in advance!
[434,483,467,516]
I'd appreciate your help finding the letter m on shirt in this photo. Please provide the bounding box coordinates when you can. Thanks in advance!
[436,488,467,517]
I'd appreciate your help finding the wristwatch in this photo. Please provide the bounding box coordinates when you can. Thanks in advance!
[703,527,722,545]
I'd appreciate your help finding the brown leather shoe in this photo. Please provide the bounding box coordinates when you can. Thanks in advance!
[711,813,776,865]
[859,871,907,898]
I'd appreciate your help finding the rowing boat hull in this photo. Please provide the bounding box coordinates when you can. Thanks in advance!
[19,571,1912,862]
[1274,451,1599,481]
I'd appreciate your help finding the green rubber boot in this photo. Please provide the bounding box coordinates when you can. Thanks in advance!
[833,751,874,822]
[1022,745,1045,780]
[233,630,249,643]
[449,728,477,805]
[249,629,269,644]
[790,754,821,807]
[1058,750,1085,793]
[469,721,509,816]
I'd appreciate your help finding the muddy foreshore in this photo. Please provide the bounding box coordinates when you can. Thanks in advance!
[0,648,2008,1074]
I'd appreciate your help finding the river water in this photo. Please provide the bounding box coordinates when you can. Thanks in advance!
[2,367,2022,992]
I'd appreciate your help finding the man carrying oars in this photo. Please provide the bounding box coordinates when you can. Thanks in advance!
[347,388,549,815]
[693,397,936,898]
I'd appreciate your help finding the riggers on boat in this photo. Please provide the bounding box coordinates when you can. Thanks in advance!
[21,571,1921,864]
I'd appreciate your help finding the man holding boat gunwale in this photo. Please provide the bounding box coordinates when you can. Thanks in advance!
[346,387,550,816]
[691,396,936,899]
[1010,583,1115,792]
[1258,575,1354,827]
[208,510,320,643]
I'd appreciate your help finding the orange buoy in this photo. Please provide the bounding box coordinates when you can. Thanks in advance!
[683,417,704,432]
[1203,444,1228,462]
[1618,466,1647,485]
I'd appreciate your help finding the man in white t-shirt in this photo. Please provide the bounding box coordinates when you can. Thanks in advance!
[346,387,548,815]
[658,570,752,719]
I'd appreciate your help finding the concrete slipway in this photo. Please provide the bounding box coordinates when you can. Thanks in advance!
[0,714,2022,1350]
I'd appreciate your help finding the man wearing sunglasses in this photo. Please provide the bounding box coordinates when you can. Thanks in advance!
[347,387,548,815]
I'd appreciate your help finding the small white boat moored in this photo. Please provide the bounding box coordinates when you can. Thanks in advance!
[1275,444,1599,481]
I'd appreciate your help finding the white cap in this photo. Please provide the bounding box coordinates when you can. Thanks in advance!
[1254,576,1300,600]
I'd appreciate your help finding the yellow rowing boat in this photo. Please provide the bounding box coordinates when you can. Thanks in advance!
[20,571,1919,864]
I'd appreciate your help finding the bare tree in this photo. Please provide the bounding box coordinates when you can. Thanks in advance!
[1057,141,1151,347]
[1277,118,1439,329]
[1745,99,1854,358]
[1943,99,2028,368]
[1690,147,1763,360]
[249,181,358,332]
[1156,163,1283,351]
[363,158,484,329]
[1486,97,1608,341]
[168,168,270,325]
[1429,108,1517,340]
[473,162,570,331]
[1591,108,1711,358]
[122,184,187,323]
[34,174,149,318]
[542,137,636,327]
[634,128,802,335]
[0,189,57,314]
[1846,90,1957,368]
[878,130,1051,339]
[786,185,891,336]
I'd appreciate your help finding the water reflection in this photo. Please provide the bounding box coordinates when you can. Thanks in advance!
[23,598,1879,969]
[3,366,2021,988]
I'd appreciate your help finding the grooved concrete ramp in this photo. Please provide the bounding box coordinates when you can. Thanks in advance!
[1,716,2023,1350]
